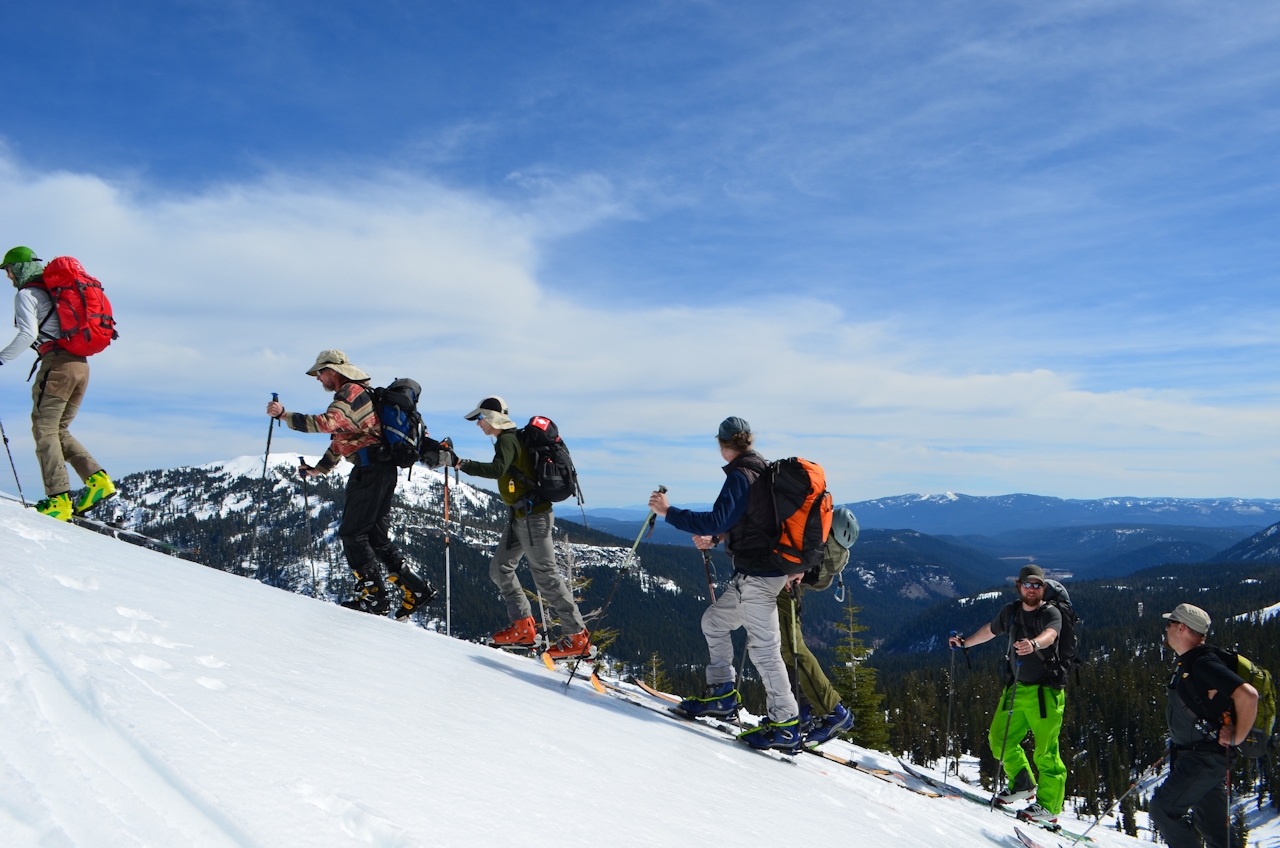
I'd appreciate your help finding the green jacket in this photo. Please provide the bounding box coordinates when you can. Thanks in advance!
[460,430,551,518]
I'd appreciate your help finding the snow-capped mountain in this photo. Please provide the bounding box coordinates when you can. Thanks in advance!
[847,492,1280,536]
[1213,521,1280,563]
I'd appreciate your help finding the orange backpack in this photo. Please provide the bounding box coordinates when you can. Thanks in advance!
[768,457,833,570]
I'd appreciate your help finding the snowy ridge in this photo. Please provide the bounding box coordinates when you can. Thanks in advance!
[105,455,666,581]
[0,498,1154,847]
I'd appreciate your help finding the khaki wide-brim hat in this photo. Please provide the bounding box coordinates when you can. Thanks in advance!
[305,349,370,382]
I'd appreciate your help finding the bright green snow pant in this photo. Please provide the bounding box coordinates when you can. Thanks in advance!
[776,589,842,716]
[988,683,1067,815]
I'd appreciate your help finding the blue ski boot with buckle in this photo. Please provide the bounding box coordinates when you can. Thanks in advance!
[675,682,740,718]
[803,703,853,747]
[738,716,803,753]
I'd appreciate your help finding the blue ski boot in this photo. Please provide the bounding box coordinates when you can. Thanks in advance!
[738,716,803,753]
[803,703,853,747]
[676,682,741,718]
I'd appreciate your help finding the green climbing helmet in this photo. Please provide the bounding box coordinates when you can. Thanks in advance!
[1,246,40,269]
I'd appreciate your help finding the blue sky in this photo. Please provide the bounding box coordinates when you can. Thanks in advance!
[1,1,1278,505]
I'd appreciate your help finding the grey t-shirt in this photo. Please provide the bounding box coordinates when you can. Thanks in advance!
[990,601,1063,688]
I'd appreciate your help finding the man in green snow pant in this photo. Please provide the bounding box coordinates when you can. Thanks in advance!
[951,564,1067,822]
[777,588,841,715]
[988,682,1067,815]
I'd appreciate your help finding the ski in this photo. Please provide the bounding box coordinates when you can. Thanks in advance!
[613,678,945,791]
[896,759,1093,842]
[1014,826,1053,848]
[68,514,197,559]
[596,679,797,765]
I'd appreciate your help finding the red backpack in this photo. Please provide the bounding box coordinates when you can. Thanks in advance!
[36,257,118,357]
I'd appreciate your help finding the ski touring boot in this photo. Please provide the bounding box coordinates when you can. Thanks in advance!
[488,616,538,649]
[74,470,116,515]
[738,716,803,753]
[340,569,391,615]
[675,681,741,719]
[1017,803,1058,825]
[994,768,1037,807]
[36,492,73,521]
[543,629,595,661]
[386,564,436,622]
[803,703,853,747]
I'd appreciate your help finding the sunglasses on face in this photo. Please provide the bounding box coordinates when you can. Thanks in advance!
[1018,581,1044,589]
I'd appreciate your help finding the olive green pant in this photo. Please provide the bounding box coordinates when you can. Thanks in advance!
[776,588,842,716]
[31,352,101,496]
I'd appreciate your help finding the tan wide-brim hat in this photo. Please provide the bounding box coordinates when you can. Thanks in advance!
[305,349,370,382]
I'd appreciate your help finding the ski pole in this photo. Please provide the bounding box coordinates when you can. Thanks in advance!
[1225,715,1234,848]
[444,463,451,637]
[299,457,316,597]
[0,415,27,507]
[562,485,665,692]
[990,660,1022,811]
[946,631,959,785]
[247,393,280,574]
[1069,755,1166,845]
[789,582,803,713]
[701,549,717,603]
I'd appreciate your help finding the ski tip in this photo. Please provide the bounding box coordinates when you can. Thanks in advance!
[541,652,556,670]
[590,673,605,694]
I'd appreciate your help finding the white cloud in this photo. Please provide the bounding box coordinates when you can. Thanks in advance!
[0,153,1276,508]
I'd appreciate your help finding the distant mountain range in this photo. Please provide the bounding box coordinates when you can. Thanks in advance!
[844,492,1280,536]
[940,524,1260,579]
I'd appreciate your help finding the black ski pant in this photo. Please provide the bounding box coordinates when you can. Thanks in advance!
[339,461,403,585]
[1150,747,1230,848]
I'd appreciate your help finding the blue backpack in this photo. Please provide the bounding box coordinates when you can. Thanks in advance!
[372,378,426,468]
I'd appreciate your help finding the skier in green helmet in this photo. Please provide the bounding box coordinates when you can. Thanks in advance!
[1,247,115,520]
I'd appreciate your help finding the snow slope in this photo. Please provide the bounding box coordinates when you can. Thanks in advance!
[0,497,1153,848]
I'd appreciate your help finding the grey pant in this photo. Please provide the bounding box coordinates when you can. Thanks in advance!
[32,352,102,496]
[489,510,586,633]
[702,572,798,722]
[1150,749,1230,848]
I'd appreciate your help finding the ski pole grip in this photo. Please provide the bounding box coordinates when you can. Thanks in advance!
[657,484,667,494]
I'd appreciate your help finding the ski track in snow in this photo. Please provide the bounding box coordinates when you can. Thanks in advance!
[0,498,1165,847]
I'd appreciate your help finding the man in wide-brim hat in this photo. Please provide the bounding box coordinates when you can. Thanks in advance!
[266,349,434,619]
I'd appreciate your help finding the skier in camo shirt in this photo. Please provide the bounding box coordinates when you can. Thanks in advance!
[266,350,434,619]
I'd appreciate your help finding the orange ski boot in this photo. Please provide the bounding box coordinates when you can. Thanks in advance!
[490,616,538,647]
[544,629,595,661]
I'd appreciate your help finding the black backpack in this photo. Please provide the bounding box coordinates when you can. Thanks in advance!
[1039,579,1084,683]
[512,416,583,505]
[371,378,426,468]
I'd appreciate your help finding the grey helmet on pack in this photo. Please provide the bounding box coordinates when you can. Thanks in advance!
[830,506,859,549]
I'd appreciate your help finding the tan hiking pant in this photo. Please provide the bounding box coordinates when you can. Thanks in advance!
[31,352,102,496]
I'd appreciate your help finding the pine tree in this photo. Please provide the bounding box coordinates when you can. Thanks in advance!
[644,651,672,692]
[832,603,890,751]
